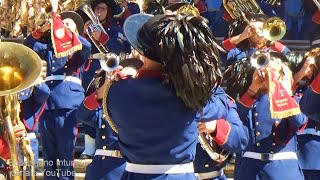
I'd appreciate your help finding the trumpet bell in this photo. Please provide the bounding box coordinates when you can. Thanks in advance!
[262,17,286,41]
[100,53,120,72]
[250,50,270,69]
[0,42,43,96]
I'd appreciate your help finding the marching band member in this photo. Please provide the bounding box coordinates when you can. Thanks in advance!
[287,50,320,180]
[222,13,289,68]
[17,83,50,175]
[226,53,307,180]
[23,11,91,179]
[84,13,230,179]
[194,98,249,180]
[79,0,136,159]
[77,58,143,180]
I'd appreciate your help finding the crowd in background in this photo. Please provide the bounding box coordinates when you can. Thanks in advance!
[0,0,319,40]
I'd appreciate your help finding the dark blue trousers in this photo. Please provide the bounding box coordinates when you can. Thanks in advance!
[39,109,78,180]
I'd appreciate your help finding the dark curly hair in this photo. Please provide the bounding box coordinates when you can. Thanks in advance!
[139,14,223,111]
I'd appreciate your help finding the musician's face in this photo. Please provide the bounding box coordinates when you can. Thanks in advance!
[63,18,77,33]
[249,21,267,45]
[94,3,108,22]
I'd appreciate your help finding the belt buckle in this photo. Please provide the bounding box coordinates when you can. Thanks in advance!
[261,153,272,161]
[112,150,122,158]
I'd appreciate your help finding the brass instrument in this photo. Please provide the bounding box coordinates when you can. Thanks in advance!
[313,0,320,9]
[305,48,320,71]
[250,49,270,69]
[176,4,200,17]
[0,42,43,180]
[198,133,230,164]
[223,0,286,41]
[79,2,120,72]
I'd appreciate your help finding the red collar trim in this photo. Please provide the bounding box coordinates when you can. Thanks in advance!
[137,69,164,79]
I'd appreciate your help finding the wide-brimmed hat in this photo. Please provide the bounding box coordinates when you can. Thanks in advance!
[60,11,84,35]
[123,13,163,62]
[90,0,117,15]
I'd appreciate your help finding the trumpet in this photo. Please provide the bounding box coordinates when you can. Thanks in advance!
[250,50,270,69]
[79,2,120,72]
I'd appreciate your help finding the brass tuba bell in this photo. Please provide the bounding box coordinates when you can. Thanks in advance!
[262,17,286,42]
[0,42,43,180]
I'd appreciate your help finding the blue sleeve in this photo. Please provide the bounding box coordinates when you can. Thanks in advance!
[196,87,229,122]
[236,102,251,124]
[76,103,99,128]
[220,103,249,153]
[106,27,130,54]
[23,34,47,58]
[300,87,320,120]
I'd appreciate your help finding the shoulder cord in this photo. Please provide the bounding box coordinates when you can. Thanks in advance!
[102,76,119,133]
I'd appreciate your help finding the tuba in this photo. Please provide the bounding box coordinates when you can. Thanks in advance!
[0,42,43,180]
[78,2,120,72]
[223,0,286,41]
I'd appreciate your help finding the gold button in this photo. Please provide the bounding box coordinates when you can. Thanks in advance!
[102,146,106,150]
[102,114,106,118]
[275,121,279,125]
[50,81,53,84]
[102,136,106,139]
[272,143,276,146]
[21,92,25,95]
[101,124,105,129]
[64,66,68,68]
[52,60,55,63]
[52,67,55,69]
[270,151,274,154]
[254,113,258,116]
[205,164,209,168]
[256,132,260,136]
[256,122,259,125]
[256,142,260,146]
[101,156,105,160]
[254,104,257,108]
[273,132,276,136]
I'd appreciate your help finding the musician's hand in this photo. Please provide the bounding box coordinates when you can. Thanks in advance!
[83,21,91,35]
[240,25,254,40]
[249,69,266,94]
[13,121,26,142]
[92,31,102,41]
[293,57,314,84]
[198,121,217,134]
[39,22,51,32]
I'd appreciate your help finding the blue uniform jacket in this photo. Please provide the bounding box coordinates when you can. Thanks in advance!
[18,83,50,133]
[295,86,320,170]
[77,103,125,180]
[23,34,91,110]
[194,100,249,178]
[236,93,306,180]
[83,70,230,179]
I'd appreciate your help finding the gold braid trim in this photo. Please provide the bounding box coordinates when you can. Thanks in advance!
[102,77,119,133]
